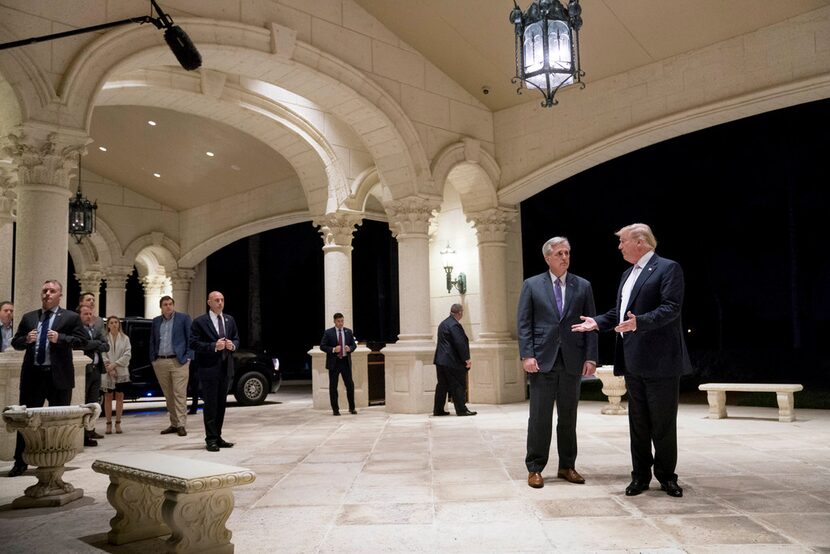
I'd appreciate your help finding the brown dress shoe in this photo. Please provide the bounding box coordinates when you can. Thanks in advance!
[160,425,178,434]
[528,472,544,488]
[557,468,586,484]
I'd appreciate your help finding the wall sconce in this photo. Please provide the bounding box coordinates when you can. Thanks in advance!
[440,243,467,295]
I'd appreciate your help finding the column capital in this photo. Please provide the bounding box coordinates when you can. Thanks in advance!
[467,206,518,244]
[170,268,197,288]
[141,274,169,292]
[2,126,89,190]
[386,195,441,237]
[313,212,363,248]
[0,171,16,224]
[104,266,134,283]
[75,270,104,290]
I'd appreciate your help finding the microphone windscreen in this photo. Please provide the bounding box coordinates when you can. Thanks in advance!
[164,26,202,71]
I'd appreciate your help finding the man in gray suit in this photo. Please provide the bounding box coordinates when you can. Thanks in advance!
[518,237,597,489]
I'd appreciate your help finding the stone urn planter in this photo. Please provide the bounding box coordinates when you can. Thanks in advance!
[3,403,100,508]
[595,366,627,415]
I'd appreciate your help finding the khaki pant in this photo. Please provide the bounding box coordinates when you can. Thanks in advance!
[152,358,190,428]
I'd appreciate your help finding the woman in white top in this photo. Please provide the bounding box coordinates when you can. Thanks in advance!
[102,316,132,434]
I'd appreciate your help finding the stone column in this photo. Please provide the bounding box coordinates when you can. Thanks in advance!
[466,206,524,404]
[0,176,14,302]
[309,212,368,410]
[2,128,88,313]
[383,195,441,413]
[104,266,132,318]
[170,268,196,317]
[75,270,104,314]
[141,274,168,319]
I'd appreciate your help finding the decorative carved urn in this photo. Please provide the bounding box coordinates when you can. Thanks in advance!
[595,366,627,415]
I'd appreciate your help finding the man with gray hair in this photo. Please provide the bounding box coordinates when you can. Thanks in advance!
[572,223,691,498]
[433,303,475,416]
[518,237,597,489]
[0,301,13,352]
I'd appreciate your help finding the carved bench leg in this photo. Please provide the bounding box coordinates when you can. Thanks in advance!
[106,476,169,545]
[162,488,235,553]
[777,392,796,422]
[707,391,727,419]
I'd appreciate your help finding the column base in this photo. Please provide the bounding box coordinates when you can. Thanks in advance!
[309,346,369,411]
[468,340,525,404]
[382,341,436,414]
[12,488,83,509]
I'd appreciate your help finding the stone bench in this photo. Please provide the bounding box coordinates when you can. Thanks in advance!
[92,453,255,553]
[698,383,803,422]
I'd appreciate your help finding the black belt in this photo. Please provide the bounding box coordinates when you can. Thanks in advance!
[157,355,177,359]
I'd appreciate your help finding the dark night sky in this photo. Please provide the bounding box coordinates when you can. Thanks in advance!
[70,98,829,383]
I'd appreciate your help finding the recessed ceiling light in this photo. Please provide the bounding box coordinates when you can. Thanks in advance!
[98,146,107,152]
[230,164,240,171]
[206,151,215,157]
[147,120,157,126]
[153,172,161,178]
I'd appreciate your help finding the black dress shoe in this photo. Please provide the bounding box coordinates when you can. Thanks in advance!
[333,411,340,416]
[206,442,220,452]
[90,430,105,439]
[7,463,27,477]
[457,410,477,416]
[217,439,234,448]
[625,479,650,496]
[187,406,198,415]
[84,438,98,447]
[660,480,683,497]
[433,411,450,416]
[349,409,357,414]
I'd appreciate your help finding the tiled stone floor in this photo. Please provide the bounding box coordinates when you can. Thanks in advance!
[1,383,829,553]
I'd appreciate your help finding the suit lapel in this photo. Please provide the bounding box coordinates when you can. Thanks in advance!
[627,255,660,310]
[562,274,577,318]
[205,314,219,339]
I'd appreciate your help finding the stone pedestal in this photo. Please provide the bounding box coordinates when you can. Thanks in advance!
[596,366,627,415]
[2,402,100,508]
[0,350,88,460]
[381,341,436,414]
[468,340,525,404]
[309,345,369,411]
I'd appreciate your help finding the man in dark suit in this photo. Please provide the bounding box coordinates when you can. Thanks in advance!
[518,237,597,489]
[573,223,691,498]
[190,291,239,452]
[8,280,87,477]
[78,304,109,445]
[320,312,358,416]
[150,295,193,436]
[433,304,475,417]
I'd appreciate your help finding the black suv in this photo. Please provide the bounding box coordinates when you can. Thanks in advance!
[120,317,281,406]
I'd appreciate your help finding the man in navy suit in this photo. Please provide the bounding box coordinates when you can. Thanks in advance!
[320,313,357,416]
[8,280,87,477]
[573,223,691,498]
[432,304,474,416]
[150,295,193,436]
[518,237,597,489]
[190,291,239,451]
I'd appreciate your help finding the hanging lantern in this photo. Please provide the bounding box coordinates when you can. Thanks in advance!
[68,153,97,244]
[510,0,584,107]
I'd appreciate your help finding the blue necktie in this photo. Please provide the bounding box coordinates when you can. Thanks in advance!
[554,278,564,314]
[36,310,51,366]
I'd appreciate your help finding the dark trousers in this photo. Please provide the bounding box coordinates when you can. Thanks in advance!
[434,364,467,414]
[525,355,582,473]
[624,373,680,483]
[15,370,72,465]
[85,364,101,404]
[328,362,355,413]
[200,370,229,443]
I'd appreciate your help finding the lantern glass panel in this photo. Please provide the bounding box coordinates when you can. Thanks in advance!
[523,21,544,80]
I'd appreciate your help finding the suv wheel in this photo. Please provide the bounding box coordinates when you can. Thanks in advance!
[234,371,269,405]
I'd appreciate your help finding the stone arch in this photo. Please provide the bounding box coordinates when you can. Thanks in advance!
[97,68,342,215]
[0,23,54,125]
[58,18,433,201]
[178,211,310,269]
[432,139,501,214]
[122,233,180,277]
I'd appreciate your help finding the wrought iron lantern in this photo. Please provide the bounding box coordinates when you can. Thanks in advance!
[509,0,584,107]
[440,243,467,295]
[68,153,97,244]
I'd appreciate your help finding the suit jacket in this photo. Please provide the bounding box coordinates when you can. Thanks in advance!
[594,253,692,377]
[80,323,110,373]
[321,326,357,371]
[189,312,239,378]
[433,315,470,369]
[517,271,598,374]
[11,307,87,390]
[150,311,193,365]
